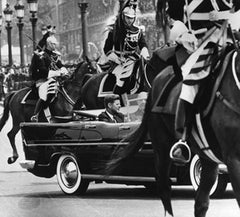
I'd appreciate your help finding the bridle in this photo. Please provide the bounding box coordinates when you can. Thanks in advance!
[55,58,96,107]
[57,85,76,106]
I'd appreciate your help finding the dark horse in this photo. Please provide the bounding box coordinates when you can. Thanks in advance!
[81,49,168,109]
[0,60,97,164]
[106,47,240,216]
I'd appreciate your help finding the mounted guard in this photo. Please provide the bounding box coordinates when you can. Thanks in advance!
[156,0,240,164]
[30,35,69,122]
[102,2,150,96]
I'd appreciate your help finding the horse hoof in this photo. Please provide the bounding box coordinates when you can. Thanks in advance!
[7,156,18,164]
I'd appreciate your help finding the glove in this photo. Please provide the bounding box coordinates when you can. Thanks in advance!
[170,20,189,42]
[60,67,69,76]
[140,47,150,60]
[107,52,121,64]
[177,32,198,53]
[48,70,61,78]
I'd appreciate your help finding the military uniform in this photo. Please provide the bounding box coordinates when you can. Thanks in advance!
[30,38,67,122]
[31,49,64,84]
[168,0,240,164]
[102,5,149,95]
[104,24,147,58]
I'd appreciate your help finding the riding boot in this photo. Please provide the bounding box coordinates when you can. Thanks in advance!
[31,99,44,122]
[170,99,193,165]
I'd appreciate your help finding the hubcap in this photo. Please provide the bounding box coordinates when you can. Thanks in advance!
[60,158,79,188]
[194,161,201,185]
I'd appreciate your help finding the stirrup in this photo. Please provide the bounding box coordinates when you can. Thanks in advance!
[31,115,38,122]
[170,139,191,165]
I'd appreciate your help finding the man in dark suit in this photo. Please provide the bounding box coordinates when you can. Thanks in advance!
[98,94,125,123]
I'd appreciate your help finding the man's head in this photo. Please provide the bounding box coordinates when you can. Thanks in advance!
[46,35,58,51]
[122,6,136,27]
[41,25,48,35]
[104,94,121,115]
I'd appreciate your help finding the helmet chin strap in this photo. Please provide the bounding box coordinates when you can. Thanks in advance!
[122,16,135,27]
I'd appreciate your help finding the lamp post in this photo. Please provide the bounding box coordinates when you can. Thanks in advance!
[15,0,25,67]
[27,0,38,51]
[4,3,13,66]
[0,15,3,66]
[119,0,125,11]
[78,2,89,60]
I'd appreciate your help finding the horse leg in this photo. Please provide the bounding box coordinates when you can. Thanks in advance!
[154,147,173,217]
[194,157,218,217]
[149,115,174,217]
[225,149,240,206]
[7,125,20,164]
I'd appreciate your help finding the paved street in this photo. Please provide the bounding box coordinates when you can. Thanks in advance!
[0,106,239,217]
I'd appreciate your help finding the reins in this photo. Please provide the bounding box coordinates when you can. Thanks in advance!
[55,58,96,106]
[216,51,240,116]
[58,85,76,106]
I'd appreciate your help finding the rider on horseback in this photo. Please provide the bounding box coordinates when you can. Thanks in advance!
[163,0,240,164]
[30,35,68,122]
[103,3,150,95]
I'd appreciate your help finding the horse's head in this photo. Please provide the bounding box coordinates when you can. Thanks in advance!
[72,58,98,85]
[52,59,98,115]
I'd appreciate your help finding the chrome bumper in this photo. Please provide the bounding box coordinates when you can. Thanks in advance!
[19,160,35,170]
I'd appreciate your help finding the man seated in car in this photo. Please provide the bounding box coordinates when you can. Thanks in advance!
[98,94,125,123]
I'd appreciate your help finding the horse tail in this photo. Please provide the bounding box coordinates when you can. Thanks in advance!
[105,90,152,174]
[0,92,14,131]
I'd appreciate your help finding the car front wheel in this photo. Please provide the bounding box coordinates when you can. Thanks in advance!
[56,154,89,195]
[189,154,228,197]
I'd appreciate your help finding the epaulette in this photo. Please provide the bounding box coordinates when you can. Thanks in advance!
[53,50,62,56]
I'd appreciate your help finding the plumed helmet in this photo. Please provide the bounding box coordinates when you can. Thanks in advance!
[122,6,136,18]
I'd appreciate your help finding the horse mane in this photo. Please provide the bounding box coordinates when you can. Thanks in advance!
[73,60,85,73]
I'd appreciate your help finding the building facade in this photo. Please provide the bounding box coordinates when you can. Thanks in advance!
[50,0,161,62]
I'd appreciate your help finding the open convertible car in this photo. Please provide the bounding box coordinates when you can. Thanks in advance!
[20,109,229,197]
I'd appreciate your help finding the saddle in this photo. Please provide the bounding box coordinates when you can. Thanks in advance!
[152,47,234,163]
[98,59,144,97]
[21,85,72,123]
[190,49,235,163]
[21,86,38,105]
[151,66,181,114]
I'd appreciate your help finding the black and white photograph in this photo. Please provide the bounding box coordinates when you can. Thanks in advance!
[0,0,240,216]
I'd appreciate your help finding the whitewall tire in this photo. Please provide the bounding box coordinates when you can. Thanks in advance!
[189,154,227,197]
[56,154,89,195]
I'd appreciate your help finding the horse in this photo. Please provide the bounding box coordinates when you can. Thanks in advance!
[0,59,97,165]
[105,45,240,217]
[81,49,168,109]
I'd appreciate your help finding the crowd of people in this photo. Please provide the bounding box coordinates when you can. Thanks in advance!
[0,65,31,101]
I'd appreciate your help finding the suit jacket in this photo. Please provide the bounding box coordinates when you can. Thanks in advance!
[98,111,124,123]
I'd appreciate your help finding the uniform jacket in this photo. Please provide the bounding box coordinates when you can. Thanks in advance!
[103,24,148,56]
[30,49,64,82]
[98,111,125,123]
[37,32,50,51]
[168,0,240,38]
